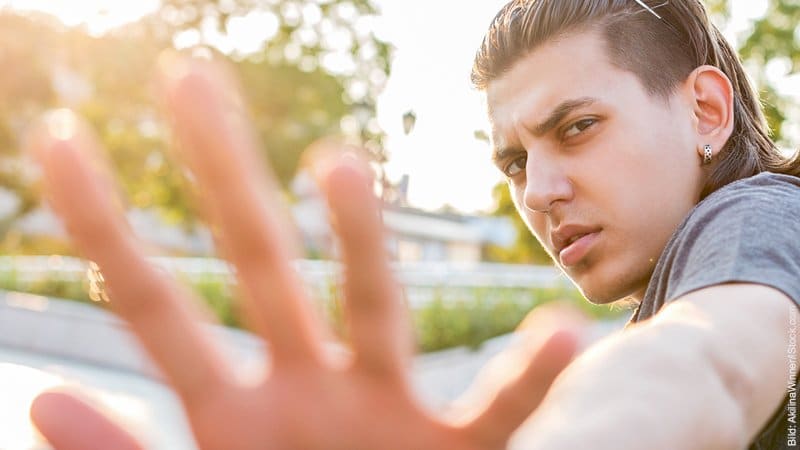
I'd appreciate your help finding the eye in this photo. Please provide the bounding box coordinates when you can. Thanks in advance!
[563,118,597,139]
[503,154,527,178]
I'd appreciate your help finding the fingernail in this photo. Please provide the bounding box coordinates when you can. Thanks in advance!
[156,50,244,124]
[338,152,374,183]
[340,151,361,164]
[42,109,80,141]
[26,110,124,212]
[23,109,80,164]
[156,50,193,88]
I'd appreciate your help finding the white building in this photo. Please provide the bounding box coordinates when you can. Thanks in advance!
[291,171,515,263]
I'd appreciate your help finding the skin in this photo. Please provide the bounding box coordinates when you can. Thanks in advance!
[23,27,796,450]
[510,284,792,449]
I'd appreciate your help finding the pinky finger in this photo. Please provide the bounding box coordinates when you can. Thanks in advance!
[30,391,143,450]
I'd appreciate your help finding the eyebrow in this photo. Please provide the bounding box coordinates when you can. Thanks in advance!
[492,96,598,164]
[530,97,597,137]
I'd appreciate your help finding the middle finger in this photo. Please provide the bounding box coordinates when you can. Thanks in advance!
[158,54,324,366]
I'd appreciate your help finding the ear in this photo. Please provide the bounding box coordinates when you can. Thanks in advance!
[682,65,735,158]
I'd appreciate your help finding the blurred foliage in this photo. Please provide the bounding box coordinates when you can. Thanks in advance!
[411,286,615,352]
[484,182,551,265]
[488,0,800,264]
[186,273,243,328]
[0,0,391,252]
[0,268,624,352]
[736,0,800,142]
[0,270,96,308]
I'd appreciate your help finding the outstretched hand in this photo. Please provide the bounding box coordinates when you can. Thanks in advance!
[25,54,577,450]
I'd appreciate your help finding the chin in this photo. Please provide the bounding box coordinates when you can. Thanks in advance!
[569,269,643,306]
[562,249,651,306]
[562,274,616,304]
[579,287,623,305]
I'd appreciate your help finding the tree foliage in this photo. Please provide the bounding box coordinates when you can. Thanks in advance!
[736,0,800,142]
[0,0,391,253]
[485,183,551,265]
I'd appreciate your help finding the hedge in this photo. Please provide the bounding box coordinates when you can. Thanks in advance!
[0,270,627,353]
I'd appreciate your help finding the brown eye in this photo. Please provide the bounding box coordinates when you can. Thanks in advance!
[504,155,527,178]
[563,118,597,139]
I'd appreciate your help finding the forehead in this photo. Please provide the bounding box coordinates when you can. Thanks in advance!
[486,30,638,135]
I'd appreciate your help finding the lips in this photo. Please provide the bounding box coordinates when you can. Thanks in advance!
[558,232,600,267]
[567,233,588,246]
[551,224,603,256]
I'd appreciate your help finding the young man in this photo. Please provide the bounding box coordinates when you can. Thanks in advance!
[24,0,800,449]
[472,1,800,448]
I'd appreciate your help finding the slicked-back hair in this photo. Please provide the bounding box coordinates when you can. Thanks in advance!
[472,0,800,198]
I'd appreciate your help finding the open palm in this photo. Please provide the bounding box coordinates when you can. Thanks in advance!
[25,54,576,450]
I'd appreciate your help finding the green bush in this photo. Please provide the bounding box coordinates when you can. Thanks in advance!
[0,270,94,304]
[0,270,627,353]
[184,274,241,328]
[413,286,585,353]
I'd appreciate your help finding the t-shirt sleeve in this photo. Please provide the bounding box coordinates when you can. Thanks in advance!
[663,176,800,306]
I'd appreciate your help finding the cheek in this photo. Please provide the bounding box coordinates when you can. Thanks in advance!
[575,139,700,259]
[628,141,704,210]
[511,186,548,240]
[588,124,701,204]
[599,176,697,271]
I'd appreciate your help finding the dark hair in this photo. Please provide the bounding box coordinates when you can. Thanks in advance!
[472,0,800,198]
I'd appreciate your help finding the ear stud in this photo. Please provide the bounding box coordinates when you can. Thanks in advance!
[702,144,713,165]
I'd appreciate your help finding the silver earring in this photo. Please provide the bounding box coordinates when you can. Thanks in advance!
[702,144,713,165]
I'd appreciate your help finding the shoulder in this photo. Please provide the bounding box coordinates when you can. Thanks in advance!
[651,172,800,308]
[692,172,800,218]
[673,172,800,245]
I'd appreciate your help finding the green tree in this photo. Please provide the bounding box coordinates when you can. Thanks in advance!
[735,0,800,143]
[0,0,391,253]
[0,14,58,235]
[152,0,393,171]
[484,182,551,265]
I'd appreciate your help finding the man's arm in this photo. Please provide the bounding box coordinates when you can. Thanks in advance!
[511,283,795,450]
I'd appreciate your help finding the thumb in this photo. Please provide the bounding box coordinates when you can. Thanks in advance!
[458,329,578,448]
[31,390,143,450]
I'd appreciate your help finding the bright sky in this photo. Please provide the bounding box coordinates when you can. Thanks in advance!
[372,0,800,212]
[0,0,159,34]
[3,0,798,213]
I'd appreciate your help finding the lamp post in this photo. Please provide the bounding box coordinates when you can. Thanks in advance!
[402,110,416,135]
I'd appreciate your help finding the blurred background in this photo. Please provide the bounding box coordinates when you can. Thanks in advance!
[0,0,800,351]
[0,0,798,341]
[0,0,798,447]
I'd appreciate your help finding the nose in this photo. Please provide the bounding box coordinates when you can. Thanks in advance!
[523,161,573,214]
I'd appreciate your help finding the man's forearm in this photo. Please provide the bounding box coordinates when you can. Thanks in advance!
[509,318,749,450]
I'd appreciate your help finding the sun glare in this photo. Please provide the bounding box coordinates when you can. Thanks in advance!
[0,0,794,212]
[0,0,158,35]
[0,363,62,450]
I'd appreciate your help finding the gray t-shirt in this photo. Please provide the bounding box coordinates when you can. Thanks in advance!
[628,172,800,449]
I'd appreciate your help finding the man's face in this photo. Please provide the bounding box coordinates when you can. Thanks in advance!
[487,30,705,304]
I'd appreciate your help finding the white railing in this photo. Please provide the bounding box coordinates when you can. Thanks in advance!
[0,256,575,306]
[0,255,569,286]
